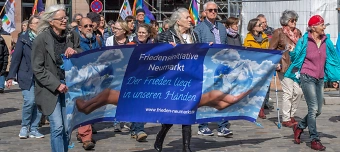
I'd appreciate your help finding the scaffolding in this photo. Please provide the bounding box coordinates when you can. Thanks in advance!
[101,0,242,22]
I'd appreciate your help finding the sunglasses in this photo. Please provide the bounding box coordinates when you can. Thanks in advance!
[290,19,298,23]
[83,24,94,28]
[207,9,218,13]
[257,23,262,27]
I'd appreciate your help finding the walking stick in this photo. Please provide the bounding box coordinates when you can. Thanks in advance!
[273,71,281,129]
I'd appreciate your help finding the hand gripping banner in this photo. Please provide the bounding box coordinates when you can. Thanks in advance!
[64,44,282,132]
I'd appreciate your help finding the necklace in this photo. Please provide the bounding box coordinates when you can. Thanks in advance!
[115,37,126,45]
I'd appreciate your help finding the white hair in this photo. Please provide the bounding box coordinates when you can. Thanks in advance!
[37,4,66,34]
[203,1,217,11]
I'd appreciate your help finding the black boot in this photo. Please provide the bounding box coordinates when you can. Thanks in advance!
[154,124,172,152]
[182,125,192,152]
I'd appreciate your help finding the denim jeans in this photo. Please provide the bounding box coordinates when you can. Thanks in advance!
[21,81,42,131]
[0,75,5,89]
[298,74,324,141]
[48,93,69,152]
[130,122,145,135]
[198,120,229,132]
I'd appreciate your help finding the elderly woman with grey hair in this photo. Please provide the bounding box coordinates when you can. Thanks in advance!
[155,7,197,152]
[31,4,81,152]
[269,10,303,128]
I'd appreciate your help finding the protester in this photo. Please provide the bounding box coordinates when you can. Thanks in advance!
[134,9,145,31]
[225,17,242,46]
[154,8,199,152]
[257,14,274,38]
[126,23,154,142]
[75,17,106,150]
[244,18,269,119]
[0,36,8,93]
[6,15,44,139]
[106,20,130,46]
[18,20,28,37]
[125,15,136,42]
[194,1,232,137]
[87,12,102,38]
[269,10,303,128]
[31,4,81,152]
[98,14,110,43]
[70,13,83,28]
[289,15,340,151]
[150,20,159,42]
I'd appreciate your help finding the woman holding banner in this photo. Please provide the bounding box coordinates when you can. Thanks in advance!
[31,4,80,152]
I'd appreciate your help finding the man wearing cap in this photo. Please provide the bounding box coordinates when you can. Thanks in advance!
[287,15,340,151]
[134,9,146,32]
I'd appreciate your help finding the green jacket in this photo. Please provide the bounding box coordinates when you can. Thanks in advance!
[284,32,340,83]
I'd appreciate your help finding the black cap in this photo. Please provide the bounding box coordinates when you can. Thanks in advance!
[136,9,145,15]
[87,12,101,23]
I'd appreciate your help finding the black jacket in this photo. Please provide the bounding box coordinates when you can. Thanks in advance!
[158,27,199,44]
[0,35,8,76]
[7,32,34,90]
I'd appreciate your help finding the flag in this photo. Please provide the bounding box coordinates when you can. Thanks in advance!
[32,0,45,15]
[189,0,199,25]
[132,0,155,24]
[2,0,15,33]
[119,0,132,20]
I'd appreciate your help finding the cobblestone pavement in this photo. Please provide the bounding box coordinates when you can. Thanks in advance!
[1,85,340,152]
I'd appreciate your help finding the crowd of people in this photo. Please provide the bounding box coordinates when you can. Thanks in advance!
[1,1,340,152]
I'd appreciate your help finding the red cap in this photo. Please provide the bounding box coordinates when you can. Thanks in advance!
[308,15,324,27]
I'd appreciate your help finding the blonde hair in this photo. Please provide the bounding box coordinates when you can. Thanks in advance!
[37,4,66,34]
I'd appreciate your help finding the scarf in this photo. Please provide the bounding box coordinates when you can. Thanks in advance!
[49,26,66,42]
[252,32,263,43]
[282,26,299,44]
[226,28,238,38]
[28,30,37,42]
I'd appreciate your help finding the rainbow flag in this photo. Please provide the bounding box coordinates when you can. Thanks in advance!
[32,0,44,15]
[119,0,132,20]
[2,0,15,33]
[132,0,155,24]
[189,0,199,25]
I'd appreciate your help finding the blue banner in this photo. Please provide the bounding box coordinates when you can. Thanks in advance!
[65,44,282,132]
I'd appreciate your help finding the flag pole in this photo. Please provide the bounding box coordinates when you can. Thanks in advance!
[0,0,9,17]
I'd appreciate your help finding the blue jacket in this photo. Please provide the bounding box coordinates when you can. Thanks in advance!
[76,28,105,51]
[7,32,34,90]
[284,32,340,83]
[194,19,227,44]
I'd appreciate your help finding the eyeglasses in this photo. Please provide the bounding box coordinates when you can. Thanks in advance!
[137,31,148,35]
[206,9,218,13]
[290,19,298,23]
[53,16,69,21]
[83,24,94,28]
[113,27,123,30]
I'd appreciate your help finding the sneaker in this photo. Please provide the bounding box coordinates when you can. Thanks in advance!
[123,122,131,130]
[113,123,122,132]
[217,127,233,137]
[19,127,28,139]
[0,88,4,93]
[29,130,44,138]
[197,127,214,136]
[82,140,95,150]
[311,139,326,151]
[135,131,148,142]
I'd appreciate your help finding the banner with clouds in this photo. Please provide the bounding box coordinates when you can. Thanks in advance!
[64,44,282,132]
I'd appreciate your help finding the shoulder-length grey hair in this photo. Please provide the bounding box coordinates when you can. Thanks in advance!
[37,4,66,34]
[280,10,299,26]
[169,8,194,44]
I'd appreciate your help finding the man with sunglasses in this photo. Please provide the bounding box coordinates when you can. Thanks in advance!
[257,14,275,39]
[194,1,232,138]
[74,17,105,150]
